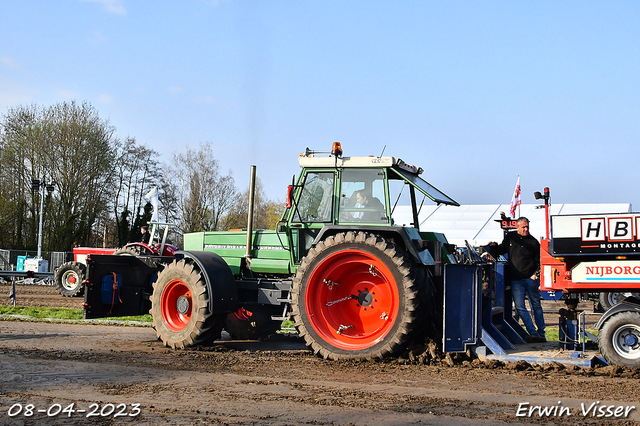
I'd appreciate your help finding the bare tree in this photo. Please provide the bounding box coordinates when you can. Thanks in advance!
[0,101,118,251]
[111,137,161,246]
[164,142,237,235]
[0,105,39,248]
[219,177,285,231]
[44,101,117,250]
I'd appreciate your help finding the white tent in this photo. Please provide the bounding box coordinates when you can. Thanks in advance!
[391,203,632,247]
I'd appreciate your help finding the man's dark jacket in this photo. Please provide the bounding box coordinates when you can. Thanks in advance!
[361,197,385,222]
[141,232,150,245]
[491,231,540,280]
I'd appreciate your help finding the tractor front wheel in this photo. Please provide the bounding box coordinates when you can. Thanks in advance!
[599,292,640,311]
[54,261,86,297]
[292,231,420,360]
[599,311,640,368]
[150,259,221,348]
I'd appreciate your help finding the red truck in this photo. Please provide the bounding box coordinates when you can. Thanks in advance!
[536,188,640,367]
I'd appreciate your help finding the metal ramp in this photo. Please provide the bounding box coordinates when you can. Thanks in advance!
[443,258,605,368]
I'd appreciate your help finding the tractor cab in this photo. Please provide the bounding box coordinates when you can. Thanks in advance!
[282,142,459,264]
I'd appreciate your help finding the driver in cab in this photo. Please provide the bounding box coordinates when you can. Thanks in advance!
[354,190,385,222]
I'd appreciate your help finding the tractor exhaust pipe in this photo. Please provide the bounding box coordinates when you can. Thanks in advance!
[245,165,257,260]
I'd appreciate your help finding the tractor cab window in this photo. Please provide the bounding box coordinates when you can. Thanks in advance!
[339,168,388,224]
[293,171,334,223]
[388,176,415,226]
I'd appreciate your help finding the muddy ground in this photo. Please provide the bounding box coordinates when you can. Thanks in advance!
[0,283,638,425]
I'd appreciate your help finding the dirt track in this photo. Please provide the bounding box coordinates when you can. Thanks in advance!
[0,284,639,425]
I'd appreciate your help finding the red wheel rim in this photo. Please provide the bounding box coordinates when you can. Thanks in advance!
[161,279,192,331]
[305,249,400,351]
[61,271,79,290]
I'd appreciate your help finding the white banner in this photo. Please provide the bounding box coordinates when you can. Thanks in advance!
[144,186,158,222]
[572,260,640,283]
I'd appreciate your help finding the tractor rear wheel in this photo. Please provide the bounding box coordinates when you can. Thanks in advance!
[115,245,154,256]
[114,245,159,268]
[54,261,86,297]
[292,231,421,360]
[599,311,640,368]
[150,259,221,348]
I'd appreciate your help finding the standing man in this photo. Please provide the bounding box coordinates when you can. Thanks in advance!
[489,217,545,343]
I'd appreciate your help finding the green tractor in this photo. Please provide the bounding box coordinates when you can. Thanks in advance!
[85,143,460,360]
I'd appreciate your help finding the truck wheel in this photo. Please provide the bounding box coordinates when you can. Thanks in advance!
[599,311,640,368]
[151,259,221,349]
[292,231,420,360]
[599,292,640,310]
[54,262,86,297]
[225,306,282,340]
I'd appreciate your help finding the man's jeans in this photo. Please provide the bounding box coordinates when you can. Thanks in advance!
[511,278,545,336]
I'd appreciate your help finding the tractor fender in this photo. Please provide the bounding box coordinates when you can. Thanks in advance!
[312,225,435,266]
[174,250,238,314]
[595,296,640,330]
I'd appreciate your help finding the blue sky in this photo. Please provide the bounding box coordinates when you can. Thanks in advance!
[2,1,639,210]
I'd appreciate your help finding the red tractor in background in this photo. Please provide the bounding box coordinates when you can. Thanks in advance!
[54,223,177,297]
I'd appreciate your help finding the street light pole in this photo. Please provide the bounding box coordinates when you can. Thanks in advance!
[37,181,45,258]
[32,177,56,259]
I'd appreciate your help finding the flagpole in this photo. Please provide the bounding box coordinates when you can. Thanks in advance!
[509,175,521,220]
[518,178,521,218]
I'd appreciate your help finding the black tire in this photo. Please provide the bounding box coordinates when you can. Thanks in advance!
[599,292,640,311]
[199,316,225,346]
[150,259,221,349]
[115,245,159,268]
[115,245,153,256]
[291,231,421,360]
[225,306,283,340]
[411,267,441,342]
[54,261,86,297]
[598,311,640,368]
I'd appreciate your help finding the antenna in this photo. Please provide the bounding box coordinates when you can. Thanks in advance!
[379,145,387,157]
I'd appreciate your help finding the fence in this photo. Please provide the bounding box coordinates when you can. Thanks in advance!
[0,249,73,273]
[0,250,9,270]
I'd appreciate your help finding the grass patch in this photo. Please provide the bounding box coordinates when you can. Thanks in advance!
[545,327,559,342]
[0,305,152,323]
[0,305,83,320]
[282,320,295,329]
[544,326,598,342]
[107,314,152,323]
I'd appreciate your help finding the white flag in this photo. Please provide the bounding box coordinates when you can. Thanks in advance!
[144,187,158,222]
[509,176,521,218]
